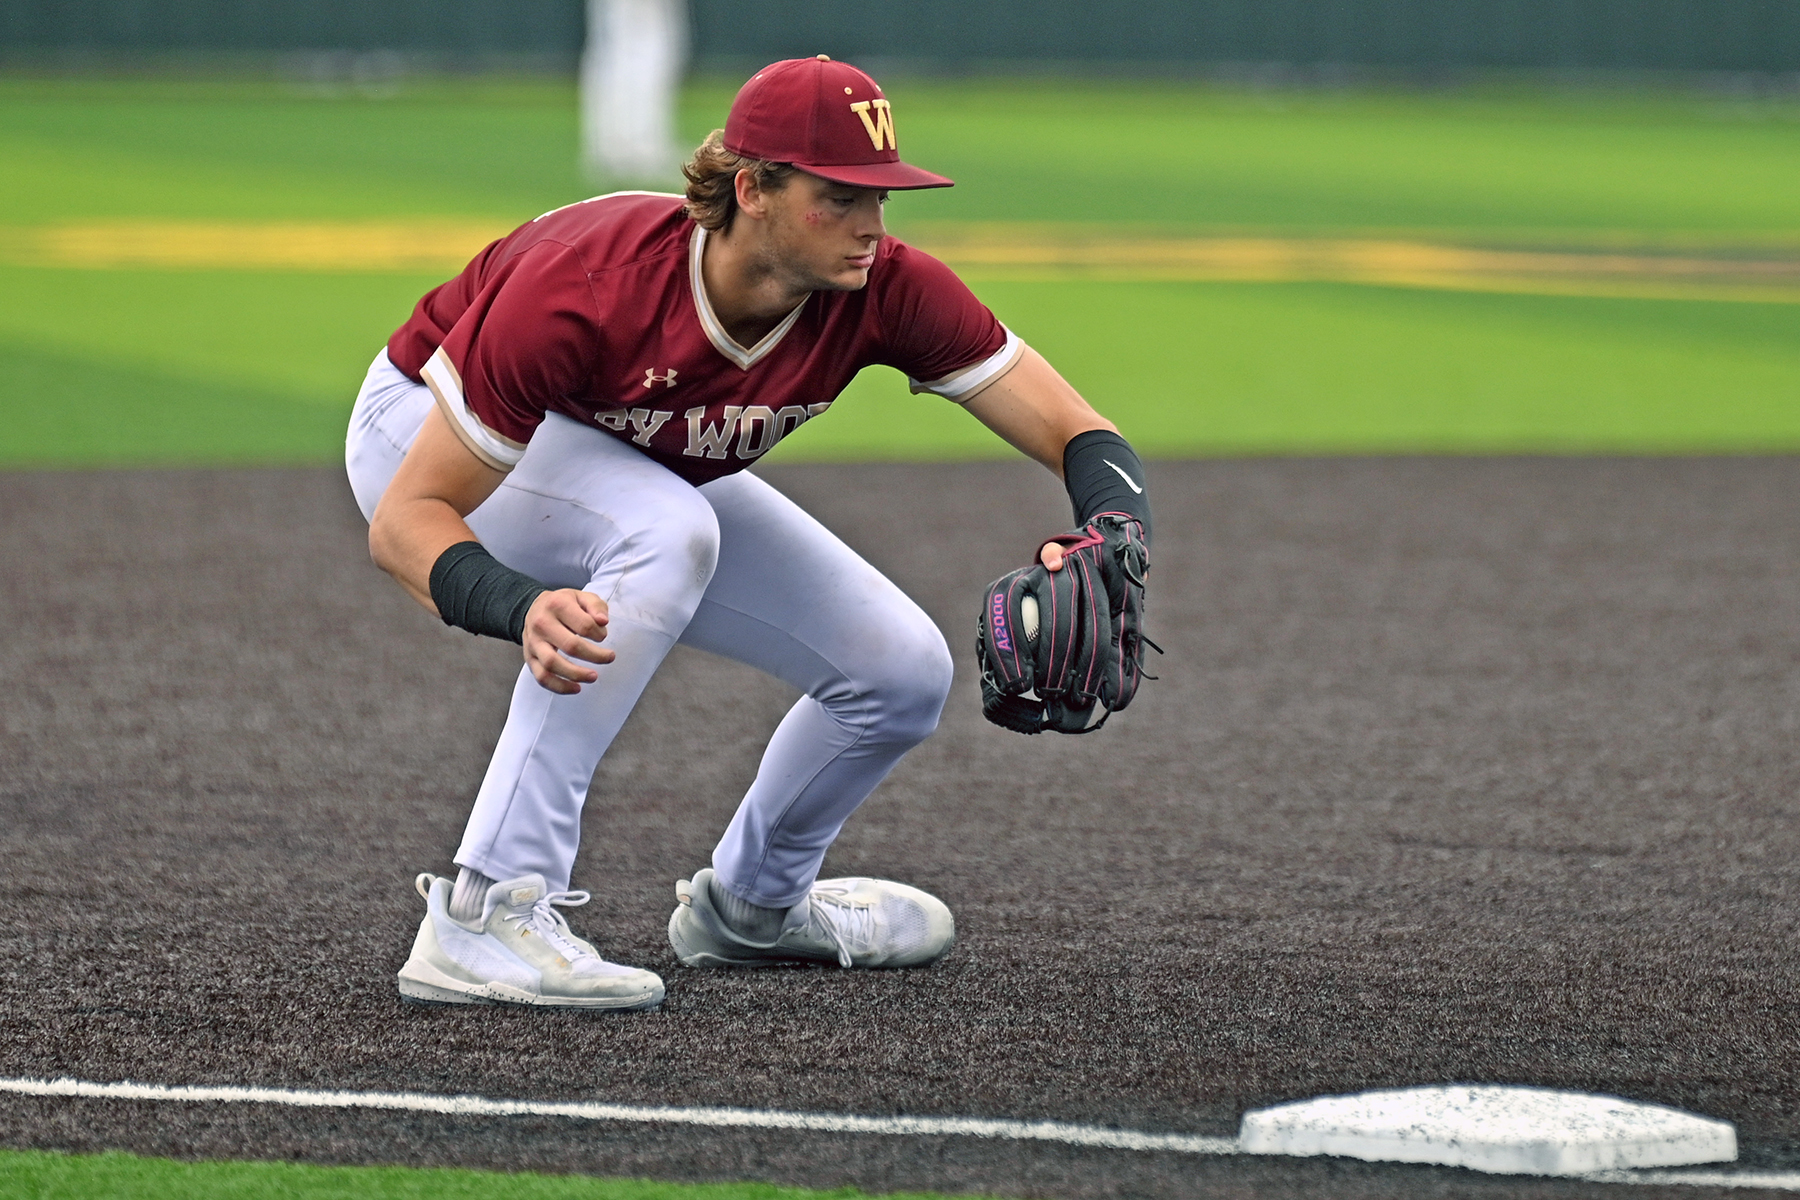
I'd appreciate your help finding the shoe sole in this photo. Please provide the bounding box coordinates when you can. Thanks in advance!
[669,945,954,969]
[397,959,664,1011]
[667,908,955,970]
[667,871,856,969]
[668,904,829,968]
[667,908,781,968]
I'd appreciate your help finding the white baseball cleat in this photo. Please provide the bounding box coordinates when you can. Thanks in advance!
[668,867,955,969]
[398,872,664,1010]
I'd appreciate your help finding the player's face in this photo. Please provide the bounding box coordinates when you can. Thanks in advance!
[763,174,888,292]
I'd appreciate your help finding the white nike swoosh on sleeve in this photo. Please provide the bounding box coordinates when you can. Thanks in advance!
[1103,459,1144,494]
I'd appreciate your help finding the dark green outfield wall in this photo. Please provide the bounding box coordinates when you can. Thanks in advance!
[694,0,1800,73]
[4,0,1798,73]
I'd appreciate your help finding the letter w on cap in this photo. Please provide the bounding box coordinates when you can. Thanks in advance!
[849,99,896,151]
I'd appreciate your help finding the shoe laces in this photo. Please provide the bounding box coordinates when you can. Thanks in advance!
[803,881,878,968]
[504,889,598,963]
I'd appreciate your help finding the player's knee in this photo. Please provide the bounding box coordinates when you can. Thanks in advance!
[605,490,720,629]
[657,494,721,615]
[670,493,722,596]
[862,615,953,745]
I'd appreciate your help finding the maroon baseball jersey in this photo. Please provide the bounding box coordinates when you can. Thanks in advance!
[386,192,1018,485]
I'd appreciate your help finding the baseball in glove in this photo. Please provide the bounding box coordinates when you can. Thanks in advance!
[976,512,1159,734]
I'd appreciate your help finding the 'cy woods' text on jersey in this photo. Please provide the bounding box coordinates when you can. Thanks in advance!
[594,401,834,461]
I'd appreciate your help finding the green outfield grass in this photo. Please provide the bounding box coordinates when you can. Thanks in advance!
[0,1149,974,1200]
[0,74,1796,466]
[3,264,1793,466]
[6,75,1798,235]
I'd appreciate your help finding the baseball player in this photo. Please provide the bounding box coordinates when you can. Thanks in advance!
[345,56,1154,1010]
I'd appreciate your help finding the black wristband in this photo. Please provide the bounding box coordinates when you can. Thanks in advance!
[1063,429,1152,545]
[428,541,548,645]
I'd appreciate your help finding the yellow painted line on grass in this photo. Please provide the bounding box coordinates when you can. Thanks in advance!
[920,226,1800,303]
[6,220,511,272]
[4,220,1799,303]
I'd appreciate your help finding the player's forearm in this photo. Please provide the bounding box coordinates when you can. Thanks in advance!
[368,497,482,614]
[368,404,514,613]
[962,346,1115,476]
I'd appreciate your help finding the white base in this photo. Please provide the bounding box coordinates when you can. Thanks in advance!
[1239,1085,1737,1176]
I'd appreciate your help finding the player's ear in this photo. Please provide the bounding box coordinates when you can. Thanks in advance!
[734,168,770,222]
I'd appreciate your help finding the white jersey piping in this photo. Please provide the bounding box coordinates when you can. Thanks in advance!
[689,225,807,371]
[420,348,527,471]
[533,190,685,224]
[910,326,1024,403]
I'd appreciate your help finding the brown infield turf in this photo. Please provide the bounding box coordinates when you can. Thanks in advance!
[1,458,1797,1199]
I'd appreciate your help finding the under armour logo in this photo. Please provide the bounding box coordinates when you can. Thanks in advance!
[643,368,678,389]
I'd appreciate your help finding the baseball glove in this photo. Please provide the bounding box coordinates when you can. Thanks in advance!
[975,513,1159,735]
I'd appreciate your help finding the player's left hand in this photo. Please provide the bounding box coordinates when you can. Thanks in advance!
[976,514,1158,734]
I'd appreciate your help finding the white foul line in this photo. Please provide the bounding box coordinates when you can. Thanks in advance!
[0,1076,1237,1156]
[2,1076,1795,1190]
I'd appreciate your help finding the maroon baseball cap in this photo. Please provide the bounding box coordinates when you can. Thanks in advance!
[724,56,953,191]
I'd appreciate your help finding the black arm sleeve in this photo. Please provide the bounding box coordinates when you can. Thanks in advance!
[1063,429,1152,545]
[428,541,548,644]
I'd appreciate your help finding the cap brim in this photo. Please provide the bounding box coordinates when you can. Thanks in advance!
[793,160,954,190]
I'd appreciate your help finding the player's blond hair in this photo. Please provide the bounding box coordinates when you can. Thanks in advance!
[683,130,796,232]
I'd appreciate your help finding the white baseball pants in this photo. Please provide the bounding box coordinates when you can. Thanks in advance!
[346,351,953,907]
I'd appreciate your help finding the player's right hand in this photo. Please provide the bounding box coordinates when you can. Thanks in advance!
[522,588,615,694]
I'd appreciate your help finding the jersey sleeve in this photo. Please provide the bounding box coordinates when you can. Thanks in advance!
[416,241,598,471]
[872,242,1021,403]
